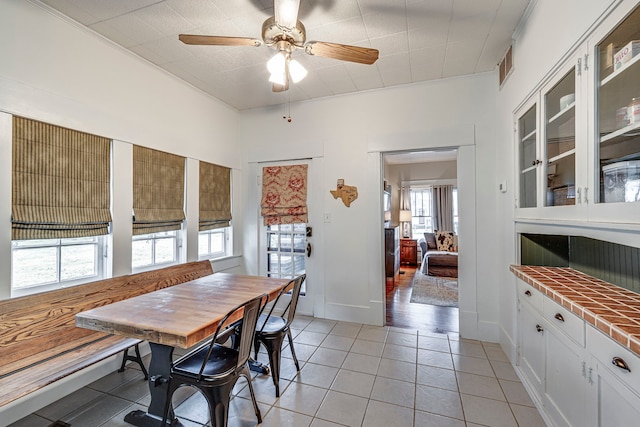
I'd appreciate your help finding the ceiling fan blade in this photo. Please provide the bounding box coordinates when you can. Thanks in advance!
[304,41,379,65]
[274,0,300,28]
[179,34,262,47]
[272,81,289,92]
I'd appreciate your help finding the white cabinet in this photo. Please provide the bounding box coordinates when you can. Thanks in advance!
[515,1,640,224]
[516,278,640,427]
[587,326,640,427]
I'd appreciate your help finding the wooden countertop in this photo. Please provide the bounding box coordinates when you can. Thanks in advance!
[510,265,640,357]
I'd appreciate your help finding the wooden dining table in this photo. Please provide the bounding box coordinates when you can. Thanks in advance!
[76,272,290,427]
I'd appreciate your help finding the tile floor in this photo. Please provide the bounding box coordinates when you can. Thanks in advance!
[10,316,546,427]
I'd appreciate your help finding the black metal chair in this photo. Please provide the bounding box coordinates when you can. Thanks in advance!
[161,294,266,427]
[253,274,306,397]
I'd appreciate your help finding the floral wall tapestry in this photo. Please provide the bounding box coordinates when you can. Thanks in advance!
[261,164,308,225]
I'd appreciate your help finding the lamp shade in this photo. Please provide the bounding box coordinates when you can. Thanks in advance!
[399,210,412,222]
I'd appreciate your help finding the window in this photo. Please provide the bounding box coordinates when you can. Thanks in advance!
[409,186,459,238]
[410,188,434,238]
[132,231,179,270]
[11,237,105,295]
[266,223,306,294]
[453,188,459,234]
[199,227,230,259]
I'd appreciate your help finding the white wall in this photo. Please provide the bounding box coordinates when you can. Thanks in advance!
[0,0,244,298]
[239,74,499,339]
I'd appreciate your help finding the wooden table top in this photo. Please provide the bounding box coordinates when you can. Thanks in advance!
[75,273,290,348]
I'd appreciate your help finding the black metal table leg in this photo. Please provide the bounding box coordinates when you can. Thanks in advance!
[124,343,182,427]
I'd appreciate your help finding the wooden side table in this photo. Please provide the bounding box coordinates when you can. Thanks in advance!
[400,239,417,266]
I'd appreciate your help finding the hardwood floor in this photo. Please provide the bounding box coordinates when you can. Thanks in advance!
[385,266,459,334]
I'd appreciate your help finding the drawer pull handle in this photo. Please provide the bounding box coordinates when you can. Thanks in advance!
[524,290,532,296]
[536,324,544,333]
[554,313,565,322]
[612,357,631,373]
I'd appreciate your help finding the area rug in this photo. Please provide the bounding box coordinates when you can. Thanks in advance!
[410,271,458,307]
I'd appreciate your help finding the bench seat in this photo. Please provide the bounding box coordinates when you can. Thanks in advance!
[0,260,214,410]
[0,334,141,407]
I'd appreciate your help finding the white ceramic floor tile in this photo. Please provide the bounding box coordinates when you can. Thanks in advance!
[415,384,464,420]
[341,352,381,374]
[320,334,355,351]
[449,340,487,359]
[226,396,270,427]
[417,335,451,353]
[330,369,375,398]
[370,376,416,408]
[490,360,521,381]
[237,374,286,406]
[382,343,417,363]
[414,410,466,427]
[417,348,454,370]
[357,327,388,342]
[308,347,348,368]
[416,364,458,391]
[350,339,385,357]
[388,326,419,335]
[260,406,313,427]
[296,362,339,389]
[460,394,518,427]
[305,319,338,334]
[456,371,506,401]
[386,331,418,347]
[376,358,416,383]
[499,379,536,407]
[276,382,327,416]
[296,331,329,346]
[451,354,494,377]
[362,399,414,427]
[510,403,548,427]
[329,322,362,338]
[310,418,346,427]
[284,342,317,361]
[315,390,368,427]
[484,344,510,362]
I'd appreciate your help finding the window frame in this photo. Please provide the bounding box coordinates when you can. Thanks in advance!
[131,230,181,273]
[198,226,231,260]
[409,187,434,239]
[11,236,107,297]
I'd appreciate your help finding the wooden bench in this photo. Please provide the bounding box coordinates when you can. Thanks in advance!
[0,260,214,410]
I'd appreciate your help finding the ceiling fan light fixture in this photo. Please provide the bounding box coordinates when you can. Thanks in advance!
[267,51,286,75]
[288,59,307,83]
[275,0,300,29]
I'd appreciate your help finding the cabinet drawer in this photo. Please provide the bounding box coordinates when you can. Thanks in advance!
[517,279,543,311]
[543,298,585,347]
[588,325,640,393]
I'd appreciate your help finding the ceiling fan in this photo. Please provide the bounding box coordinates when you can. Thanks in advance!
[178,0,379,92]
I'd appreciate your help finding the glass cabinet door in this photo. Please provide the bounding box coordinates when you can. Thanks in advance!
[544,68,577,206]
[596,4,640,204]
[518,104,538,208]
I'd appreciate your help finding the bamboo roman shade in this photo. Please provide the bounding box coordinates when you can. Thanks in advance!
[260,164,308,226]
[199,161,231,231]
[11,116,112,240]
[133,146,185,235]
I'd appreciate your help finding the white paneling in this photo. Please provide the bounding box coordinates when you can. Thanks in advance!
[185,158,199,262]
[111,141,133,278]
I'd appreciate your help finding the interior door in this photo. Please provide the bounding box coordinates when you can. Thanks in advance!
[258,159,318,316]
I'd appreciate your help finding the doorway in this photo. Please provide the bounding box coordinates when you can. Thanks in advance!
[382,150,459,334]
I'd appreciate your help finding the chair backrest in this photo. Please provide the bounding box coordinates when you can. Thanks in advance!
[258,274,306,332]
[198,293,266,379]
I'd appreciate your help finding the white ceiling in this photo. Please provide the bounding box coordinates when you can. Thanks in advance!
[38,0,530,111]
